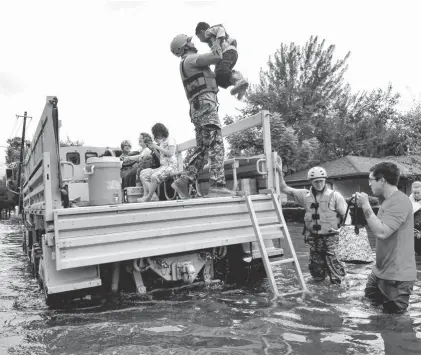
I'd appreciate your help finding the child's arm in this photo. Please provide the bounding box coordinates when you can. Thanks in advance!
[195,52,222,66]
[205,26,226,45]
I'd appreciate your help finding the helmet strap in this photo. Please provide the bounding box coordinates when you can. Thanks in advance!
[311,184,326,197]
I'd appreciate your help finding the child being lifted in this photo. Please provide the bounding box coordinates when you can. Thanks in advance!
[195,22,249,100]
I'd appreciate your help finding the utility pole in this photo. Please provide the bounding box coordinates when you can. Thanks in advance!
[16,111,32,213]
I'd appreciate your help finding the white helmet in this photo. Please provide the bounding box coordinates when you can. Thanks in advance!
[307,167,328,181]
[170,34,192,57]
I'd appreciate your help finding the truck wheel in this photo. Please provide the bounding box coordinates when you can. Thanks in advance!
[37,258,44,290]
[43,287,61,308]
[214,245,266,286]
[22,230,26,254]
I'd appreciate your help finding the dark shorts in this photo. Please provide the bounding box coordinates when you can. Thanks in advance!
[364,272,414,313]
[214,49,238,89]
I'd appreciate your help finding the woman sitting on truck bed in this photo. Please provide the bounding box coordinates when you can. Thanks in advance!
[139,123,178,202]
[120,133,156,189]
[119,140,142,187]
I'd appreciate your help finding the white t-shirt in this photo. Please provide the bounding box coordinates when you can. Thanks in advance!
[140,147,151,157]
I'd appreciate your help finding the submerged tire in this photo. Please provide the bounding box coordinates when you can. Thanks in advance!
[214,245,266,286]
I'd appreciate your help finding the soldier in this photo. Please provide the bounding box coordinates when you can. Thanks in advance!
[170,34,235,199]
[277,159,348,284]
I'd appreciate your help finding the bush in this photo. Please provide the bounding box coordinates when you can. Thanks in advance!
[282,207,305,222]
[281,200,302,208]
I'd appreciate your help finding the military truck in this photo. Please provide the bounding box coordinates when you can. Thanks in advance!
[21,96,302,306]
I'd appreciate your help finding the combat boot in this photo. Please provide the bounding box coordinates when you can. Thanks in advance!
[171,176,192,199]
[230,71,249,100]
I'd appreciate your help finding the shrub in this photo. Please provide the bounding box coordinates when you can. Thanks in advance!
[281,200,302,208]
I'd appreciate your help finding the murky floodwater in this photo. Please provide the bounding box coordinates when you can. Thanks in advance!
[1,218,421,355]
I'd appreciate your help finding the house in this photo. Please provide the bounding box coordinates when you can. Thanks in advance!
[283,155,421,198]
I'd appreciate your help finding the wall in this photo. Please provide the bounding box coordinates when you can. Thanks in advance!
[331,177,371,197]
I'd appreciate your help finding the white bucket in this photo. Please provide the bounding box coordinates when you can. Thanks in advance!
[84,157,123,206]
[240,178,257,195]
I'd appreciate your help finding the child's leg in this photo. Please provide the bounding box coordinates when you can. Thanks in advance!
[214,50,238,89]
[214,49,249,100]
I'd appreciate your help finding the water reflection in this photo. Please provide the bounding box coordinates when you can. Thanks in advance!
[0,219,420,354]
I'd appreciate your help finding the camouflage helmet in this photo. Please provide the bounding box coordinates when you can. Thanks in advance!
[170,34,192,57]
[307,167,328,181]
[120,140,132,150]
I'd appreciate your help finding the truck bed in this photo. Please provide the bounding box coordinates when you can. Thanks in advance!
[53,194,285,270]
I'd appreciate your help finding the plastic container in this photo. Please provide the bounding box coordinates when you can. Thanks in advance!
[240,178,257,195]
[124,187,143,203]
[84,157,123,206]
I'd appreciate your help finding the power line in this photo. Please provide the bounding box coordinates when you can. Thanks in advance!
[26,117,33,132]
[7,117,19,141]
[13,119,23,139]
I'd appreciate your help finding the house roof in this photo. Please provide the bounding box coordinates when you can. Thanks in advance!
[284,155,421,182]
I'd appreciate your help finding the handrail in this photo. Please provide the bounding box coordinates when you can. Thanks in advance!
[177,111,265,152]
[24,116,48,166]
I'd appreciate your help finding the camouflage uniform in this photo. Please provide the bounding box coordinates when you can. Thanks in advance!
[183,101,226,188]
[307,233,346,284]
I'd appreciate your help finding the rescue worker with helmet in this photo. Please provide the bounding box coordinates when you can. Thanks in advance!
[169,34,235,198]
[277,158,348,284]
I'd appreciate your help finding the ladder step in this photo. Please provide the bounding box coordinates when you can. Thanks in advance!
[260,224,285,240]
[252,247,284,259]
[260,223,284,231]
[245,189,307,298]
[279,290,305,298]
[270,257,295,266]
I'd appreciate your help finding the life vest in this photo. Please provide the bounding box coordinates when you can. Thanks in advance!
[303,187,342,235]
[180,56,218,103]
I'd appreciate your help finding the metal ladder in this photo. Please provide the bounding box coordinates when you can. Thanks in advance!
[244,188,308,297]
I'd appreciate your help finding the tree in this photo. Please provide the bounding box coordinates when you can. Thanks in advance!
[225,36,351,172]
[5,136,30,168]
[60,136,84,147]
[225,36,404,173]
[317,83,401,159]
[245,35,350,141]
[386,99,421,156]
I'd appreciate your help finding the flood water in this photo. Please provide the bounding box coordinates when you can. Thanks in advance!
[1,217,421,355]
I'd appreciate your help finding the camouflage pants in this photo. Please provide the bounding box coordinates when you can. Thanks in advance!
[184,102,226,188]
[307,233,346,284]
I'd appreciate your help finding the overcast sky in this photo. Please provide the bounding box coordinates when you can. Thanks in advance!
[1,0,420,177]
